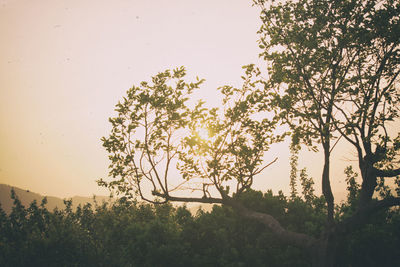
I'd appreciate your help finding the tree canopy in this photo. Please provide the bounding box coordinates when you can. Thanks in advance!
[99,65,285,205]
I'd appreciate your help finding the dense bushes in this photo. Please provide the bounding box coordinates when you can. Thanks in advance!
[0,189,399,267]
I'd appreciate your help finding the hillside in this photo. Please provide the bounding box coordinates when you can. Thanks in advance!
[0,184,111,214]
[0,184,213,214]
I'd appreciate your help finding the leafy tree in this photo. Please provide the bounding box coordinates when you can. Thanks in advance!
[99,65,283,204]
[254,0,400,265]
[100,65,325,264]
[100,63,319,249]
[100,0,400,266]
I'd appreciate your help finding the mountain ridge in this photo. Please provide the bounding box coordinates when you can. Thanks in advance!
[0,183,111,214]
[0,184,214,215]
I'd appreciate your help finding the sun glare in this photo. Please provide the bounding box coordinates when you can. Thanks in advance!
[196,127,211,141]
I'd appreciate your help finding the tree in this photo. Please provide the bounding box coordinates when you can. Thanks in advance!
[101,0,400,266]
[254,0,400,265]
[99,65,282,206]
[100,64,318,242]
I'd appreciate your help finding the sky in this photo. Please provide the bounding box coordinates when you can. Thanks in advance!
[0,0,354,199]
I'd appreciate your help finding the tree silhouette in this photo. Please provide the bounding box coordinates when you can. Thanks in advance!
[254,0,400,265]
[100,0,400,266]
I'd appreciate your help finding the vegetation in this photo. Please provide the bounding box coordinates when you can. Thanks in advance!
[99,0,400,266]
[2,0,398,266]
[1,186,399,267]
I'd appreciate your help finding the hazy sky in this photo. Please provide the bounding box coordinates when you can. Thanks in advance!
[0,0,353,199]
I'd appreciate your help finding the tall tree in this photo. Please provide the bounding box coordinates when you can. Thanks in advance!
[254,0,400,265]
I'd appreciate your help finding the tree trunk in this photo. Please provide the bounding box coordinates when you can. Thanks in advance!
[358,162,377,208]
[322,145,335,227]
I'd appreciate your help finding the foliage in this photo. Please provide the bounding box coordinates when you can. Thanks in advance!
[99,64,285,204]
[98,1,400,266]
[250,2,400,264]
[255,0,400,206]
[335,176,400,267]
[1,188,399,266]
[98,67,205,201]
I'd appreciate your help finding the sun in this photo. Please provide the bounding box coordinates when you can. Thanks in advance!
[196,127,211,141]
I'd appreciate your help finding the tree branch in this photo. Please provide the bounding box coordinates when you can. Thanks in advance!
[152,191,224,204]
[223,197,316,249]
[373,167,400,178]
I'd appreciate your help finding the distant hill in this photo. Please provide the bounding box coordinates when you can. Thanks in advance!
[0,184,111,214]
